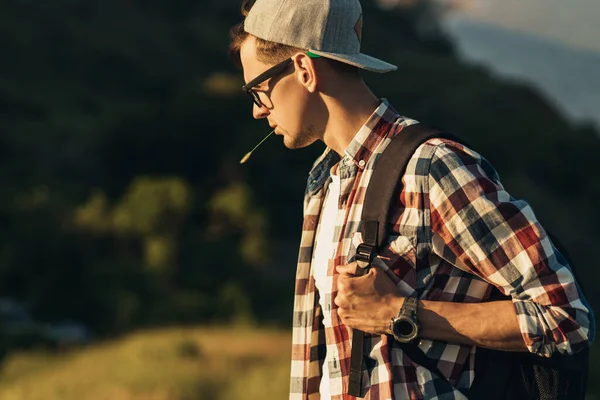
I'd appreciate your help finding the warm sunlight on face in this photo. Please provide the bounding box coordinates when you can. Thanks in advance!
[239,36,321,150]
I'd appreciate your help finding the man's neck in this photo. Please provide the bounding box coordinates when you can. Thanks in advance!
[320,83,381,156]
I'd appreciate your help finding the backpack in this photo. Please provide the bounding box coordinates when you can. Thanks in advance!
[348,123,589,399]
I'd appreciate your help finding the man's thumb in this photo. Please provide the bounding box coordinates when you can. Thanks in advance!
[336,262,358,275]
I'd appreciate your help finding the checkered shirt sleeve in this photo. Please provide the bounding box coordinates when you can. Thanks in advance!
[427,140,594,356]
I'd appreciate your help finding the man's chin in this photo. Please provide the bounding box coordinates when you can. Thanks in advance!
[283,141,303,150]
[282,135,315,150]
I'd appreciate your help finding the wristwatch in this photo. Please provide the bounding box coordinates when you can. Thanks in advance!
[390,296,420,343]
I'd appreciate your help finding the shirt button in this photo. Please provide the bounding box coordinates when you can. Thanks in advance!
[359,160,366,167]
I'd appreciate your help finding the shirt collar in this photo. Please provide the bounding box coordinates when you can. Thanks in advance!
[306,148,340,195]
[306,99,400,195]
[342,98,399,170]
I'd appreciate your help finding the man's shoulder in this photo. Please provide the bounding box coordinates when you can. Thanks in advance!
[375,126,501,187]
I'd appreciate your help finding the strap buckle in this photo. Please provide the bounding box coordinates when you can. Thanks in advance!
[356,243,376,263]
[356,243,376,267]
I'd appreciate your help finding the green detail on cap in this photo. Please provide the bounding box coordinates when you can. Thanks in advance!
[306,51,322,59]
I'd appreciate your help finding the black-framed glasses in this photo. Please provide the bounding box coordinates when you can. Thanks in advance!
[241,52,321,108]
[241,58,293,107]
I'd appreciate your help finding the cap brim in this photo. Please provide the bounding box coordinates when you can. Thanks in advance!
[308,50,397,73]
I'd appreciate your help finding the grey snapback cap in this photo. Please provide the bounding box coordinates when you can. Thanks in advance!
[244,0,397,73]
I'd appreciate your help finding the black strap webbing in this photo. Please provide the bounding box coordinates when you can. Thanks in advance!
[348,123,464,397]
[361,124,463,249]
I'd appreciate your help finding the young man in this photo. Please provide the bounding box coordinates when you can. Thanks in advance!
[229,0,594,398]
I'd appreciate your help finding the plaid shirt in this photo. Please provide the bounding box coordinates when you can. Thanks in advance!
[289,100,594,400]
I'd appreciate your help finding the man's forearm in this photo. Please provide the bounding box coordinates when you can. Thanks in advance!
[415,299,528,352]
[336,264,529,352]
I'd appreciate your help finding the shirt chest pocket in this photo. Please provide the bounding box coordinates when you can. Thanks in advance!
[347,231,418,295]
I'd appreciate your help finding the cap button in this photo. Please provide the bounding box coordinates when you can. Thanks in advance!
[359,160,366,167]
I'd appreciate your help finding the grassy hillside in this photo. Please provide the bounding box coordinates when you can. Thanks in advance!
[0,327,291,400]
[2,326,599,398]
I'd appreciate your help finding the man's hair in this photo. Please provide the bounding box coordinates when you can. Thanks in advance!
[228,0,359,76]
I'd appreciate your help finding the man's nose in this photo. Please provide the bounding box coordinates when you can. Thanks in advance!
[252,102,269,120]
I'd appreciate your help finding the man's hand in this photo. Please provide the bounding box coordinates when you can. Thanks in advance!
[334,262,404,335]
[334,263,528,351]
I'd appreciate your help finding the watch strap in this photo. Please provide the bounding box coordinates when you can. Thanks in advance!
[394,297,447,381]
[391,295,419,342]
[401,296,418,317]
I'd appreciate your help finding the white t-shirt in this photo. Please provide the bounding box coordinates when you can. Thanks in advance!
[312,172,341,399]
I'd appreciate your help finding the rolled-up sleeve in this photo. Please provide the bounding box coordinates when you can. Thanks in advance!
[427,141,594,356]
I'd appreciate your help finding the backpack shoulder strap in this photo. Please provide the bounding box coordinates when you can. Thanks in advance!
[360,123,462,249]
[349,123,464,397]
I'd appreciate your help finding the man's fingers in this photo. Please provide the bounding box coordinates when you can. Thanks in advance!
[334,293,344,308]
[336,262,358,276]
[337,273,355,293]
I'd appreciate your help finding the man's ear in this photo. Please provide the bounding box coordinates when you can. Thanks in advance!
[292,53,318,93]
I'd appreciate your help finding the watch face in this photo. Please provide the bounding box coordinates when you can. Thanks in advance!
[394,320,415,337]
[393,316,418,342]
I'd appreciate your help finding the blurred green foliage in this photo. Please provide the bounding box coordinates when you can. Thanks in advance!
[0,0,598,393]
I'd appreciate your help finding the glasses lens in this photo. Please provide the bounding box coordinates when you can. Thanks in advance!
[247,90,261,107]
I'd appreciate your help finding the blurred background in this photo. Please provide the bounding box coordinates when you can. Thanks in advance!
[0,0,598,399]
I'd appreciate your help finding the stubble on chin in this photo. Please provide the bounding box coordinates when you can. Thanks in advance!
[283,125,321,149]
